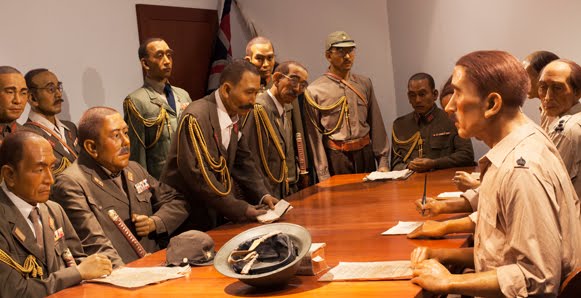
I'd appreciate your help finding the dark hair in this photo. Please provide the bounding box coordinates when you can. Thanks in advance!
[527,51,559,74]
[78,106,119,147]
[408,72,435,90]
[456,50,529,108]
[219,59,260,86]
[24,68,49,89]
[138,37,165,59]
[0,66,21,75]
[245,36,275,57]
[0,131,45,168]
[274,60,308,75]
[545,59,581,95]
[440,75,454,101]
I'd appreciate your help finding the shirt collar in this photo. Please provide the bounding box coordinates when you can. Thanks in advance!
[267,90,285,117]
[28,110,69,133]
[479,121,538,170]
[214,90,239,131]
[1,181,36,221]
[99,165,122,178]
[144,76,167,95]
[0,121,17,134]
[413,105,437,124]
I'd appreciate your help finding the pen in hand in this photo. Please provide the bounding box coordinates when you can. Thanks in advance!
[421,174,428,216]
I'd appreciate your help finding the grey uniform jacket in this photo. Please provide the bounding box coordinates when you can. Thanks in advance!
[160,93,270,232]
[124,83,192,179]
[0,190,86,297]
[51,152,189,267]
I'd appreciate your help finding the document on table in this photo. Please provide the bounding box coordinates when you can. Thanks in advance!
[257,199,292,223]
[87,266,190,288]
[436,191,464,198]
[363,169,413,181]
[318,261,412,281]
[471,172,481,180]
[381,221,423,235]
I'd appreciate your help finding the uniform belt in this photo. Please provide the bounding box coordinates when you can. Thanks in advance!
[326,134,370,152]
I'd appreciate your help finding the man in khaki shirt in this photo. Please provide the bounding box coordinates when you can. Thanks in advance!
[304,31,389,181]
[538,59,581,199]
[411,50,581,297]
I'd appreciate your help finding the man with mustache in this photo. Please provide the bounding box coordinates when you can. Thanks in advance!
[241,61,310,198]
[411,51,581,297]
[124,38,192,179]
[0,131,112,297]
[304,31,390,181]
[51,107,189,267]
[0,66,27,144]
[161,60,278,231]
[391,73,475,172]
[23,69,80,175]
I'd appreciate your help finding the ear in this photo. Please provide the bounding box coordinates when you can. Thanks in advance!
[244,56,251,62]
[325,51,332,62]
[272,72,283,84]
[1,165,16,188]
[433,89,439,101]
[140,58,150,71]
[28,92,38,105]
[484,92,502,119]
[83,139,98,159]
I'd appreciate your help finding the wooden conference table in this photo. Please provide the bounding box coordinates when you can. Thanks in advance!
[50,167,474,298]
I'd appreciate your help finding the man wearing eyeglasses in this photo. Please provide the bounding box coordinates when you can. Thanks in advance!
[241,61,310,197]
[124,38,192,179]
[304,31,390,181]
[0,66,27,145]
[24,69,80,175]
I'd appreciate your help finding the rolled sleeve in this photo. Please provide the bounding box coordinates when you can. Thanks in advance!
[496,264,528,298]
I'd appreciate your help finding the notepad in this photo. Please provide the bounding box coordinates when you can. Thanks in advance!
[318,261,412,281]
[381,221,423,235]
[363,169,413,181]
[256,199,292,223]
[88,266,190,288]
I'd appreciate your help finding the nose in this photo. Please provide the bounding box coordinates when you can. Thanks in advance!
[121,132,130,147]
[45,169,55,185]
[13,91,25,104]
[445,95,457,114]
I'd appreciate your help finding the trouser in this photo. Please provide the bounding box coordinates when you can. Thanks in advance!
[326,143,376,176]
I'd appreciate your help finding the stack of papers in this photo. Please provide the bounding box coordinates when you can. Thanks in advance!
[318,261,412,281]
[88,266,190,288]
[436,191,464,198]
[363,169,413,181]
[381,221,423,235]
[257,200,292,223]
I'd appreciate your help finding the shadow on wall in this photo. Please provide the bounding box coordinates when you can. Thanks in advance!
[60,91,72,121]
[82,67,105,108]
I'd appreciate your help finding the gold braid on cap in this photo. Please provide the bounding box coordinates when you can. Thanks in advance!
[0,249,43,279]
[304,89,349,136]
[123,98,171,149]
[253,104,288,194]
[177,114,231,196]
[391,129,423,163]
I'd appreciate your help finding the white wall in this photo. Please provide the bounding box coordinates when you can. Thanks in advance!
[1,0,218,123]
[387,0,581,159]
[0,0,398,135]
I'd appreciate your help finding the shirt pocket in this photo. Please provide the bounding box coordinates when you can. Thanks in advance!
[429,134,451,153]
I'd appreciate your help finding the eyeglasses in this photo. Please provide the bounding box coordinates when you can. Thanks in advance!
[33,82,63,94]
[281,74,308,89]
[330,47,356,57]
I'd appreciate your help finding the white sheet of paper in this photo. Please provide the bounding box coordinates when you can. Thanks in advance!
[381,221,423,235]
[436,191,464,198]
[257,199,291,223]
[318,261,412,281]
[471,172,481,180]
[363,169,412,181]
[88,266,190,288]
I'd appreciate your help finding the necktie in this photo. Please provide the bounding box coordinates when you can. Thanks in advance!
[29,207,44,251]
[164,84,177,112]
[232,122,239,134]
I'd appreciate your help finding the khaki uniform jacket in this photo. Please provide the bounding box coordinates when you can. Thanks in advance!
[391,107,475,170]
[0,121,20,143]
[242,92,307,198]
[124,83,192,179]
[475,122,581,297]
[160,93,270,232]
[51,152,189,267]
[305,73,389,180]
[23,119,80,174]
[0,189,86,297]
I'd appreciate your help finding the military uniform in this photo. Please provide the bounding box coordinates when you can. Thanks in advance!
[390,106,475,170]
[51,152,189,267]
[160,91,271,232]
[0,121,20,143]
[305,73,389,181]
[475,122,581,296]
[0,185,86,297]
[24,111,80,175]
[545,102,581,197]
[242,91,308,198]
[124,77,192,179]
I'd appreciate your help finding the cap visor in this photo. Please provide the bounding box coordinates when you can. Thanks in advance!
[331,41,356,48]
